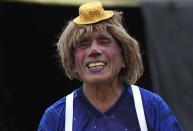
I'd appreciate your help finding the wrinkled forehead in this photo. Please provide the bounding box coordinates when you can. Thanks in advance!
[73,24,109,46]
[81,30,113,39]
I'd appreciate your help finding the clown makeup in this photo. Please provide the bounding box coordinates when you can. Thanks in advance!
[74,31,125,85]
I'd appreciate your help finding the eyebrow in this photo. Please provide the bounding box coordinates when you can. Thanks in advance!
[79,35,89,43]
[79,33,90,39]
[98,33,113,40]
[79,32,113,41]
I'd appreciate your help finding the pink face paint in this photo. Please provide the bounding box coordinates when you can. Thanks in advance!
[73,31,124,84]
[75,48,86,62]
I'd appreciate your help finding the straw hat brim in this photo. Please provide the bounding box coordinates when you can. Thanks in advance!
[73,10,113,25]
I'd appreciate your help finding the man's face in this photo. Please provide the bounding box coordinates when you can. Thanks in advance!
[74,31,125,84]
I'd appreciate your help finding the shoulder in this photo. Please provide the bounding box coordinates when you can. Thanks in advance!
[38,89,81,130]
[130,85,168,118]
[136,85,172,115]
[131,85,183,130]
[46,96,67,115]
[138,86,167,109]
[38,96,67,130]
[129,84,165,110]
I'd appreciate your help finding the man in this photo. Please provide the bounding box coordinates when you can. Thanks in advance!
[38,1,183,131]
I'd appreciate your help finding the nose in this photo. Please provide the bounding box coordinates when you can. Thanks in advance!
[89,49,101,57]
[88,41,101,57]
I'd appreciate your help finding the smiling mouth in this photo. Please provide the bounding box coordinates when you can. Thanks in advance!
[87,62,107,68]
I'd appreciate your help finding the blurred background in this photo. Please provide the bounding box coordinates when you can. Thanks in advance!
[1,0,193,130]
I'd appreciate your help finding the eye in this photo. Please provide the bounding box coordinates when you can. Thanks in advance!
[78,39,90,48]
[99,38,111,45]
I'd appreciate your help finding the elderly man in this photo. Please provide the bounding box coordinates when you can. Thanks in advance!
[38,1,183,131]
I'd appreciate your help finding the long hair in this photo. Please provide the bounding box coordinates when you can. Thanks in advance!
[57,11,143,84]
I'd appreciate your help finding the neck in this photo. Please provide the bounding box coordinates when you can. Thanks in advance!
[83,79,122,112]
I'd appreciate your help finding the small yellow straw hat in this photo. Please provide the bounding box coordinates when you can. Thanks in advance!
[73,1,114,25]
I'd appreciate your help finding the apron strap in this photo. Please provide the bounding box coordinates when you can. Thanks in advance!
[65,91,74,131]
[131,85,148,131]
[65,86,148,131]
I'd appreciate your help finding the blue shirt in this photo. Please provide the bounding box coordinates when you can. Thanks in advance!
[38,85,183,131]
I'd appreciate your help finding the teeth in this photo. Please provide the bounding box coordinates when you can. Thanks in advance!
[88,62,105,68]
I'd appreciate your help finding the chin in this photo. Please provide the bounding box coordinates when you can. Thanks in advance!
[85,75,112,84]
